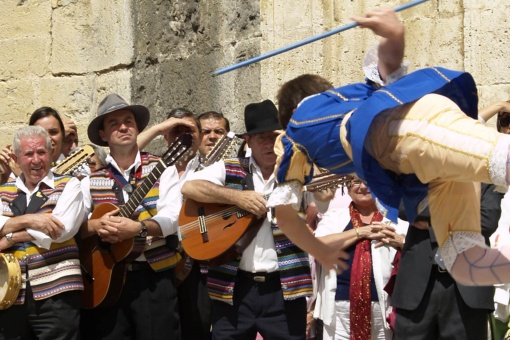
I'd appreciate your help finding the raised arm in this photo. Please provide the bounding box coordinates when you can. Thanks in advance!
[137,117,197,150]
[478,100,510,123]
[352,7,405,82]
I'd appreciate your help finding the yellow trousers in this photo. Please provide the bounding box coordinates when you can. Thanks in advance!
[364,94,509,246]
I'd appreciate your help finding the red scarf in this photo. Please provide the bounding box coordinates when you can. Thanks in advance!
[349,203,382,340]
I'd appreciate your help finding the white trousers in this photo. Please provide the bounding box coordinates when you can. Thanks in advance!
[322,300,391,340]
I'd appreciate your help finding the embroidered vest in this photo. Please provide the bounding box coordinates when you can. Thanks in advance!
[206,158,313,304]
[0,176,83,304]
[88,152,180,271]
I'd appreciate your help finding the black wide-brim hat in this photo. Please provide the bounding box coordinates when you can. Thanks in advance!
[88,93,150,146]
[237,99,281,136]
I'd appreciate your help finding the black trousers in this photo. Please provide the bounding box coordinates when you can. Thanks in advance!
[394,268,489,340]
[177,261,211,339]
[0,283,81,340]
[81,265,180,340]
[211,272,307,340]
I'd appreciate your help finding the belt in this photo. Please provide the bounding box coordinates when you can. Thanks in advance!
[237,270,280,283]
[126,261,152,272]
[432,264,449,275]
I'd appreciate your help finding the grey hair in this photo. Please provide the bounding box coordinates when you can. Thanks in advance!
[88,144,108,168]
[12,126,53,156]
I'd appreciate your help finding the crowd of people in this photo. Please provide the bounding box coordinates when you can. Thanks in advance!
[1,6,510,340]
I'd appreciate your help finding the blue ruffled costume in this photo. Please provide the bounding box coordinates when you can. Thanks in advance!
[277,67,478,223]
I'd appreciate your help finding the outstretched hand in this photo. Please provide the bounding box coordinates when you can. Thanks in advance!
[314,243,350,273]
[351,7,404,39]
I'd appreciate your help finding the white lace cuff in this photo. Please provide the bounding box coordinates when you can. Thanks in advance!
[362,44,408,86]
[439,232,487,272]
[267,181,303,211]
[489,134,510,187]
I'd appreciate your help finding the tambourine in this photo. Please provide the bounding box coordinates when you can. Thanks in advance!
[0,253,21,310]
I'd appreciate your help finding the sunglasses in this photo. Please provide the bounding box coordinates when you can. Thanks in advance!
[499,115,510,128]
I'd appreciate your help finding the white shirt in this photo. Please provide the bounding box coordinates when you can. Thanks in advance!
[0,172,84,250]
[313,207,408,328]
[185,158,279,273]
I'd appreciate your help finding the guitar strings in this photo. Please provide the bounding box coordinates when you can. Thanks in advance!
[180,206,243,233]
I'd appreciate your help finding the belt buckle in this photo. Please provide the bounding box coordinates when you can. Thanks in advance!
[253,275,265,283]
[126,263,133,271]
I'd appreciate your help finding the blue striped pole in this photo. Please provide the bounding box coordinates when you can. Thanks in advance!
[214,0,429,76]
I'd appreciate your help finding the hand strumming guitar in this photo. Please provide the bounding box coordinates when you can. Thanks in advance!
[235,191,268,217]
[95,208,141,244]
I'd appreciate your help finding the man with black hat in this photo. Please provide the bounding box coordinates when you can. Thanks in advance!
[181,99,313,339]
[80,93,184,339]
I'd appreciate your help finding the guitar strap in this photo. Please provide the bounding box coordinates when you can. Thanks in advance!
[106,163,142,205]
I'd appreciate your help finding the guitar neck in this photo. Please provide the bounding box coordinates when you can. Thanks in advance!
[119,160,167,218]
[202,131,236,167]
[52,145,95,176]
[118,133,193,219]
[302,174,351,192]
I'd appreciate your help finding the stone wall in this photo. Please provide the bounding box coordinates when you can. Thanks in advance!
[0,0,508,149]
[131,0,261,153]
[260,0,510,120]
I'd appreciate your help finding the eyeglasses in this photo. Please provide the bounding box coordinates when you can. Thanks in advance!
[349,179,367,187]
[499,115,510,128]
[86,158,97,166]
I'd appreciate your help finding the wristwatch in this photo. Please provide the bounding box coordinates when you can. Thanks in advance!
[5,232,14,245]
[139,221,148,238]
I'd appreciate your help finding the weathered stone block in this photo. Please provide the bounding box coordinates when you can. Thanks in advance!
[51,0,134,74]
[0,1,51,40]
[0,38,50,81]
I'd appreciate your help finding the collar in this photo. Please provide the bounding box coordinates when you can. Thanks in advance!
[16,171,55,195]
[56,153,65,163]
[248,156,258,174]
[187,154,200,170]
[248,156,275,181]
[106,151,142,176]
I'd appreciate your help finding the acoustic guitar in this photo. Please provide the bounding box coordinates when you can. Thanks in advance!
[179,193,270,261]
[179,172,351,261]
[79,134,193,309]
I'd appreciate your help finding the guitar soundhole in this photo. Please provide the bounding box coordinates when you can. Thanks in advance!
[98,241,111,250]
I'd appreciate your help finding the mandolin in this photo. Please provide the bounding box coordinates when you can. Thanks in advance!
[52,145,95,176]
[302,172,353,192]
